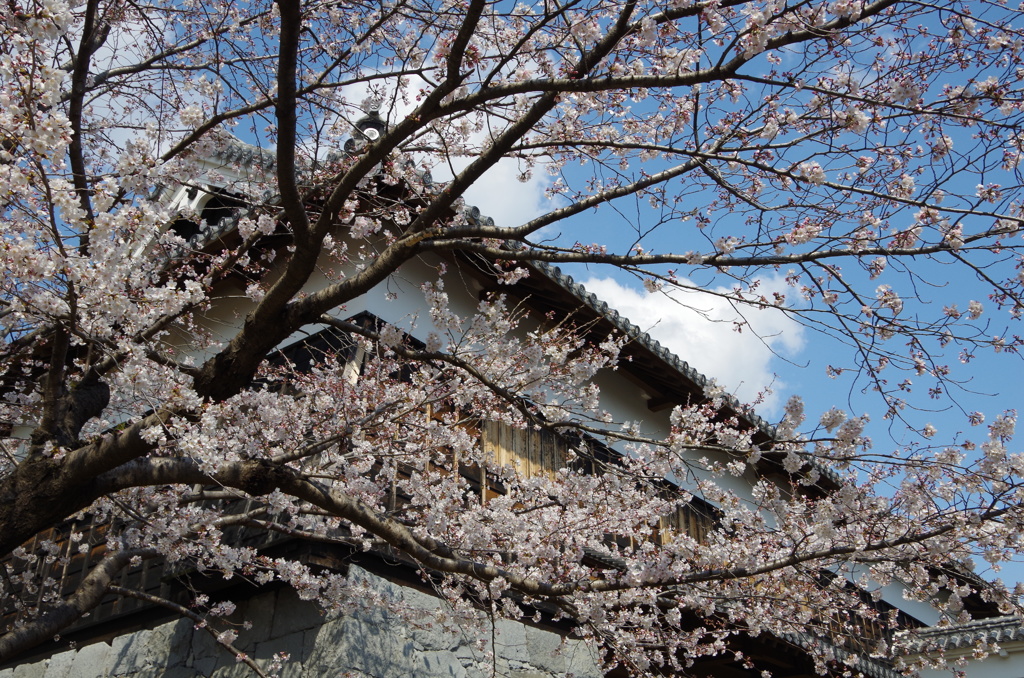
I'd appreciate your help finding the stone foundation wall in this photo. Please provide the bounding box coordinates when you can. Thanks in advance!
[1,567,602,678]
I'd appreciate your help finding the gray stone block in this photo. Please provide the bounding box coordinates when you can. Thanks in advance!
[210,660,254,678]
[236,591,276,646]
[110,618,192,675]
[407,612,467,652]
[127,667,195,678]
[548,639,602,675]
[307,616,416,678]
[40,650,74,678]
[268,590,322,640]
[413,650,468,678]
[494,619,530,664]
[523,626,567,673]
[165,620,195,668]
[67,640,112,677]
[189,625,222,665]
[11,658,49,678]
[251,629,312,678]
[189,655,217,675]
[522,626,601,677]
[453,642,487,668]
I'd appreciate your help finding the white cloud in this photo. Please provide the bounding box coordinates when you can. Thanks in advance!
[440,154,556,228]
[579,276,805,414]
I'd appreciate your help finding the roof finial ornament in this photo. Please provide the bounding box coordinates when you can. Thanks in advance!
[344,99,387,155]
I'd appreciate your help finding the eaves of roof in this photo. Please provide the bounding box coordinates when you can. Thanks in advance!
[781,631,901,678]
[898,615,1024,655]
[530,259,774,436]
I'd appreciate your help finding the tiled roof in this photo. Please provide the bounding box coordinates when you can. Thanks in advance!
[899,615,1024,654]
[209,137,276,171]
[530,260,774,435]
[783,631,901,678]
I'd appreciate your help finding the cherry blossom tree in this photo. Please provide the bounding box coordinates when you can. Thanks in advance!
[2,0,1024,674]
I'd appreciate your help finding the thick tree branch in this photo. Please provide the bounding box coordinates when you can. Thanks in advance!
[66,0,106,246]
[273,0,310,244]
[0,411,171,557]
[444,0,488,83]
[424,236,1012,269]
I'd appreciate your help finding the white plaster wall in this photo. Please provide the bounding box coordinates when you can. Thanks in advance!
[915,645,1024,678]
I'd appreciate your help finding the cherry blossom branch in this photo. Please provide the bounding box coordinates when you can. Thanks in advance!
[426,236,1015,269]
[106,586,271,678]
[444,0,488,83]
[89,456,1010,603]
[316,315,544,428]
[56,11,274,108]
[0,548,159,663]
[435,0,900,110]
[311,315,685,453]
[436,155,708,239]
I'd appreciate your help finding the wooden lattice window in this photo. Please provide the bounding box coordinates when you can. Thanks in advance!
[656,499,717,545]
[480,420,717,545]
[480,420,567,480]
[0,516,174,637]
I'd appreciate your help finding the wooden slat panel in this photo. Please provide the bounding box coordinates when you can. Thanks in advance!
[497,421,510,468]
[528,428,536,475]
[658,502,715,544]
[515,427,528,476]
[482,421,570,482]
[539,431,548,477]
